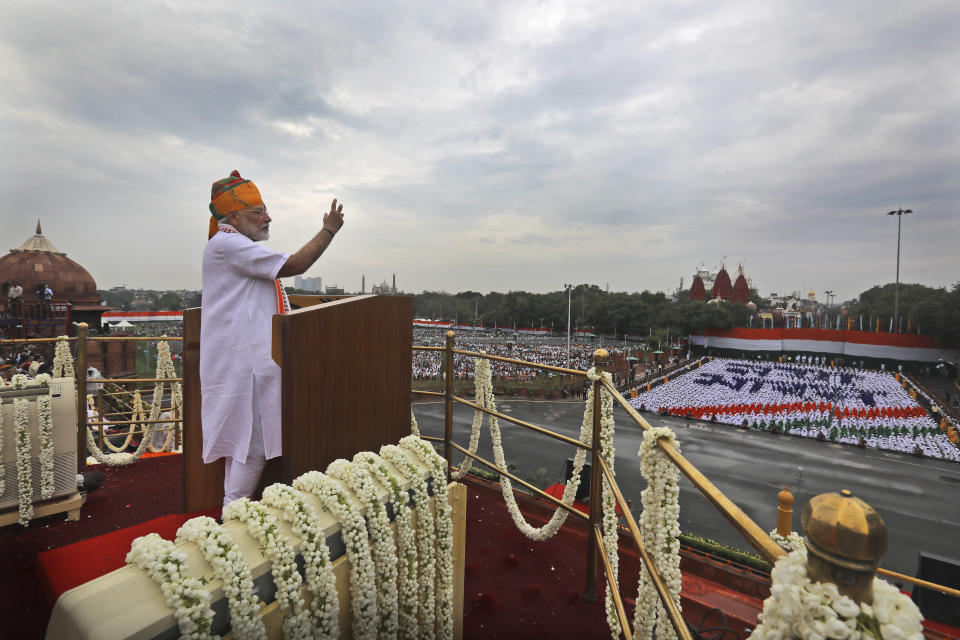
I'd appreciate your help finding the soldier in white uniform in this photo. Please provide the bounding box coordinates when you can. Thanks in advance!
[201,170,344,507]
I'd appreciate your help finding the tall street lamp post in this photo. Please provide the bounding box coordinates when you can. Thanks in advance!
[564,284,573,369]
[887,208,912,330]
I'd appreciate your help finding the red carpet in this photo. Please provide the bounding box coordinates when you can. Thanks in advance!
[37,511,218,605]
[0,455,199,640]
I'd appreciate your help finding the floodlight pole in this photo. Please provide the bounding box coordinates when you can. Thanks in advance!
[887,208,912,330]
[565,284,573,368]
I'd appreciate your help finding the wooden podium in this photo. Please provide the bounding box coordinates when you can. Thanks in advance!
[183,295,413,512]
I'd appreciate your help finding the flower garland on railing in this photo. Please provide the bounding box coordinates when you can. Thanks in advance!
[399,435,455,640]
[448,355,490,480]
[750,547,924,640]
[768,529,804,553]
[633,427,683,640]
[14,395,33,526]
[260,484,340,639]
[326,458,400,638]
[222,497,313,640]
[466,355,595,541]
[126,533,217,640]
[588,367,622,638]
[103,389,142,453]
[6,374,56,525]
[36,374,55,500]
[175,516,267,640]
[52,335,74,379]
[380,444,438,636]
[354,451,420,640]
[85,339,177,466]
[293,470,379,640]
[155,337,183,413]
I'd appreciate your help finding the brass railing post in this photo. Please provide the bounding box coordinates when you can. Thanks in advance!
[444,330,455,484]
[584,348,609,601]
[777,486,795,537]
[97,388,105,452]
[76,323,88,471]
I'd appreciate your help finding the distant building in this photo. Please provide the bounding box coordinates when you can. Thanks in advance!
[294,275,323,292]
[372,273,398,295]
[712,267,733,301]
[690,273,706,301]
[731,266,749,304]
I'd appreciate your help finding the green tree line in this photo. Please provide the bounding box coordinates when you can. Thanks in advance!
[412,282,960,348]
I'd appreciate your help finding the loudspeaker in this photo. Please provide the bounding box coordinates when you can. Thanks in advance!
[911,552,960,626]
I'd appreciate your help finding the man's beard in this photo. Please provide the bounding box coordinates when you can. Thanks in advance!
[238,219,270,241]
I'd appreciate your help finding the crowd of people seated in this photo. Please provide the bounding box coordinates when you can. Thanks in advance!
[0,345,52,382]
[412,329,628,381]
[631,357,960,462]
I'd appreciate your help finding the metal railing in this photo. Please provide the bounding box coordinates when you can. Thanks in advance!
[1,323,184,468]
[415,331,960,638]
[415,333,691,640]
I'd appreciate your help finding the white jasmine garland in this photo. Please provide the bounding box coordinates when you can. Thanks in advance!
[399,435,455,640]
[327,458,400,639]
[222,498,313,640]
[475,356,594,541]
[769,529,805,553]
[13,397,33,526]
[86,340,177,465]
[293,470,379,640]
[354,451,421,640]
[37,389,55,499]
[379,444,437,637]
[104,389,142,453]
[410,409,421,437]
[261,484,340,640]
[634,427,683,640]
[751,547,924,640]
[52,336,74,379]
[586,367,622,639]
[448,355,491,480]
[126,532,217,640]
[175,516,267,640]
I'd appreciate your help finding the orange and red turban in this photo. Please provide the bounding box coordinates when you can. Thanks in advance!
[208,170,264,239]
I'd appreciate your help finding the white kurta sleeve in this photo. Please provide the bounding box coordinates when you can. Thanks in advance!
[225,236,289,280]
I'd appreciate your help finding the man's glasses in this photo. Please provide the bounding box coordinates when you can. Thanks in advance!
[240,207,269,219]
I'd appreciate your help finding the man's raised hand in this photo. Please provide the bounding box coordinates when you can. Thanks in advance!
[323,198,344,235]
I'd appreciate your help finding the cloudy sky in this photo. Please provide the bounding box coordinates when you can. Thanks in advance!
[2,1,958,301]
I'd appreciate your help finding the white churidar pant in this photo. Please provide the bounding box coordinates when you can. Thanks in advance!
[222,385,267,507]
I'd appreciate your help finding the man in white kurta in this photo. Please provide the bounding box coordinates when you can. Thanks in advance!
[201,170,344,507]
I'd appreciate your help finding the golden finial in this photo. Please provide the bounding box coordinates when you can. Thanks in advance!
[802,489,888,604]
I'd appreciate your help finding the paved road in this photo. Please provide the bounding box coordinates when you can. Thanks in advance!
[413,398,960,579]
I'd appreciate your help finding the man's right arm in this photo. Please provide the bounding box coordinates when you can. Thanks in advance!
[278,198,345,278]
